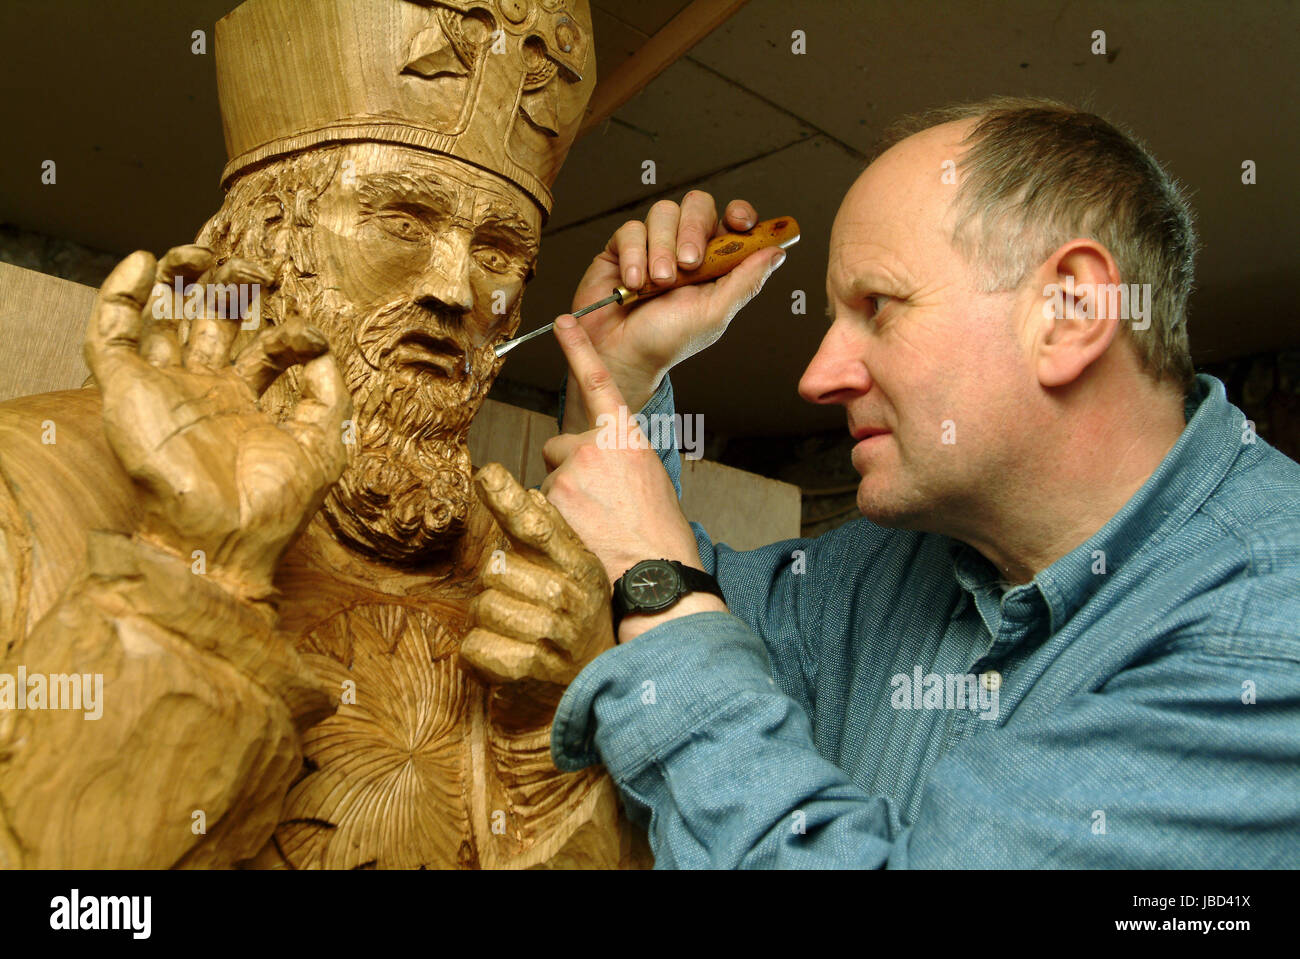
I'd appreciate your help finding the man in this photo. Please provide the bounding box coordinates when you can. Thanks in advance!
[0,0,657,869]
[474,96,1300,867]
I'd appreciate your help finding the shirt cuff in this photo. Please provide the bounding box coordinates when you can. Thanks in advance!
[551,611,776,783]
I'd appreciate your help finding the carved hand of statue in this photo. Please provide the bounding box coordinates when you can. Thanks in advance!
[563,192,786,426]
[460,463,615,703]
[84,246,352,599]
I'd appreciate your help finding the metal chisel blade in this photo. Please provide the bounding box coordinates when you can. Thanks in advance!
[493,291,621,358]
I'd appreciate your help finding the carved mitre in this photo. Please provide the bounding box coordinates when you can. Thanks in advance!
[215,0,595,218]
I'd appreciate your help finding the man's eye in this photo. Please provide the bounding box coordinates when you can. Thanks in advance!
[376,212,427,242]
[869,294,890,316]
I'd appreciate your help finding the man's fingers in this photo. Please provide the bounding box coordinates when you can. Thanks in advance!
[459,628,569,685]
[474,463,588,569]
[718,198,758,235]
[542,431,583,472]
[552,316,628,424]
[645,199,681,286]
[606,219,648,292]
[85,250,156,383]
[234,320,331,396]
[183,258,272,372]
[142,245,212,367]
[282,349,351,482]
[677,190,718,269]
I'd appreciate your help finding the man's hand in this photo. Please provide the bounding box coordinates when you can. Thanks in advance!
[460,464,615,695]
[86,246,351,599]
[563,192,786,430]
[543,314,726,642]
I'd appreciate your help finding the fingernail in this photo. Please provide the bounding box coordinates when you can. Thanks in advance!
[679,243,700,266]
[555,313,576,329]
[651,258,673,281]
[771,250,786,269]
[626,265,643,288]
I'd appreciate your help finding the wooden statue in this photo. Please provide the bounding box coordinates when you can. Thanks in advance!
[0,0,651,868]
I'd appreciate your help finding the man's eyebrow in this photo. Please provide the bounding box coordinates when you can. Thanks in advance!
[837,266,909,300]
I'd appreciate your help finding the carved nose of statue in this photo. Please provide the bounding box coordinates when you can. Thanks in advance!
[414,260,474,315]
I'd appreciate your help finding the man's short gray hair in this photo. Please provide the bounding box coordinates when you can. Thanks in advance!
[875,96,1198,392]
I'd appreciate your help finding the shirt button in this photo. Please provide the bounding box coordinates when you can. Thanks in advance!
[979,670,1002,692]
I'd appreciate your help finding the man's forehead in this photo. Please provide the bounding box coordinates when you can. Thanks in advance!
[827,123,970,293]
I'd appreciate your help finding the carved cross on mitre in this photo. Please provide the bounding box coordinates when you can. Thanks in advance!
[402,0,587,138]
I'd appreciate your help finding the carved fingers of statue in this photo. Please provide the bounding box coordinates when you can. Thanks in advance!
[84,247,353,599]
[462,463,615,689]
[560,192,778,428]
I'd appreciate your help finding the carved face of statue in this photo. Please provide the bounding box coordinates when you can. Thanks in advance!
[312,142,541,368]
[199,142,542,564]
[312,144,540,562]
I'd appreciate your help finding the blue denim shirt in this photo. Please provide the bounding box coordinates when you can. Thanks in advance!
[551,373,1300,868]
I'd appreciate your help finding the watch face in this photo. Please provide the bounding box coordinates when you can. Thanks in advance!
[624,560,682,611]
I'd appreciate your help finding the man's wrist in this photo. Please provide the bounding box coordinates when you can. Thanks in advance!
[618,366,664,417]
[616,592,728,644]
[561,360,663,432]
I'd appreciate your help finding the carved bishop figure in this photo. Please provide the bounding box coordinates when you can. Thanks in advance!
[0,0,652,868]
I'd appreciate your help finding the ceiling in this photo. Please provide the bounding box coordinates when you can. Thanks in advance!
[0,0,1295,436]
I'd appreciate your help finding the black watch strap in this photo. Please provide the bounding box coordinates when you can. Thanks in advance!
[675,563,725,600]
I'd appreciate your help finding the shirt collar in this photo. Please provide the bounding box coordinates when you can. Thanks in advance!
[950,374,1243,636]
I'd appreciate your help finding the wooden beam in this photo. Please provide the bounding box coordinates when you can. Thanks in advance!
[578,0,751,138]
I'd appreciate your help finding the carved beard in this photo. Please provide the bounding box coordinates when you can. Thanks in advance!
[271,283,504,564]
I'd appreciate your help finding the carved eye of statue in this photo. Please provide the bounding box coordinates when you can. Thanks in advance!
[375,211,429,243]
[472,245,516,275]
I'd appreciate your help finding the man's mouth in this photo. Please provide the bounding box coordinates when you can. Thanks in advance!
[391,332,466,378]
[850,425,890,441]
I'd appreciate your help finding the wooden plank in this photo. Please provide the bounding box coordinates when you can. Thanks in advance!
[467,398,532,482]
[679,456,800,550]
[0,261,95,402]
[578,0,752,138]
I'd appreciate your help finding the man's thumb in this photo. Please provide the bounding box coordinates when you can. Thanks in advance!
[719,247,786,321]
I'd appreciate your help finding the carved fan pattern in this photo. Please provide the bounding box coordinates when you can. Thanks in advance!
[276,603,481,868]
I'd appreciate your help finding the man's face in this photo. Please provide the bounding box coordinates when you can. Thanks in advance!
[297,143,542,561]
[799,122,1038,536]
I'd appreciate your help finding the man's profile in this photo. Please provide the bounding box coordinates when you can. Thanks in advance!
[524,96,1300,868]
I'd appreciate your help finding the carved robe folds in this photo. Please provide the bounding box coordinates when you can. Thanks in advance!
[0,388,644,868]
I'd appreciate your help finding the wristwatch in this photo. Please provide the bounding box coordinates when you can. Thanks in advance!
[611,559,725,638]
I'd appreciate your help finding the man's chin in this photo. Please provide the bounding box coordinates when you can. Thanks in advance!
[855,481,925,531]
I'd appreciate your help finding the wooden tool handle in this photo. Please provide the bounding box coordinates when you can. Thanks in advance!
[618,216,800,305]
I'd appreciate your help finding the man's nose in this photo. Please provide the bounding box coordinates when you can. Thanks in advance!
[798,322,872,405]
[414,231,474,314]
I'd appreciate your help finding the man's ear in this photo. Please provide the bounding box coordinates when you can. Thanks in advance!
[1027,239,1123,389]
